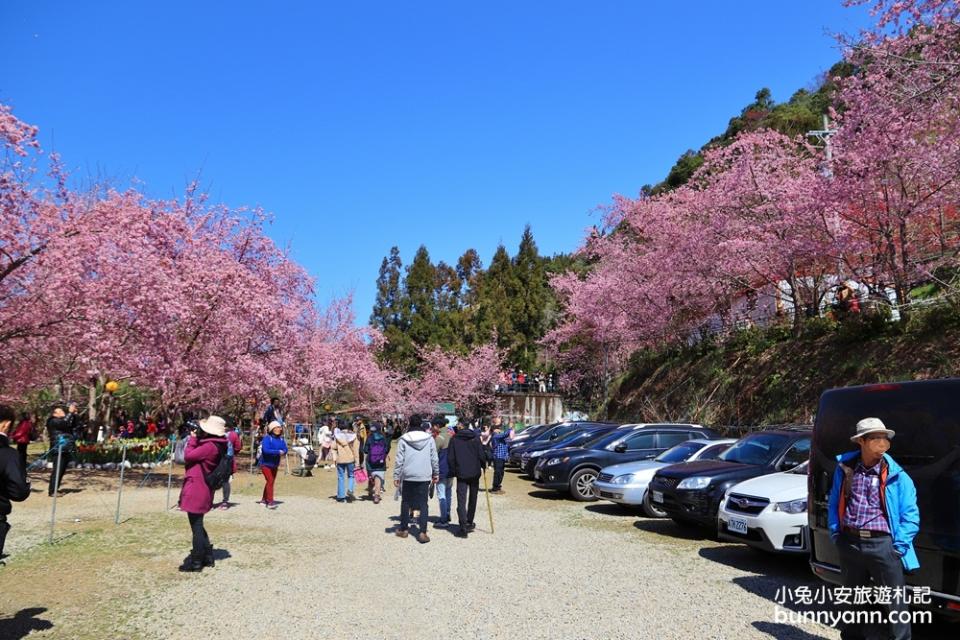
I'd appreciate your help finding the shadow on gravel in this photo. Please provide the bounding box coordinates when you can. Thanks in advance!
[526,490,568,501]
[698,545,810,580]
[751,621,834,640]
[0,607,54,639]
[583,503,638,518]
[212,549,232,562]
[632,519,710,540]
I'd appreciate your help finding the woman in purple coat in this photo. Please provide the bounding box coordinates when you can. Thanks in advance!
[178,415,227,572]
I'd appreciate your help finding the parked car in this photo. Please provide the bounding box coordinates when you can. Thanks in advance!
[517,424,620,475]
[718,461,809,553]
[594,438,736,516]
[808,380,960,619]
[506,422,551,449]
[533,423,719,501]
[507,421,615,467]
[648,427,811,528]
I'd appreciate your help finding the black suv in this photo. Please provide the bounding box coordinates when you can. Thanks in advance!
[649,427,811,528]
[808,380,960,619]
[508,421,616,468]
[532,423,718,501]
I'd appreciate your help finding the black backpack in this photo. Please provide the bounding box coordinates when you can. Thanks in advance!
[205,441,234,491]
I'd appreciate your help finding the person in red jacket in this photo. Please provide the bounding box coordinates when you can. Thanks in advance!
[177,415,227,572]
[11,412,33,472]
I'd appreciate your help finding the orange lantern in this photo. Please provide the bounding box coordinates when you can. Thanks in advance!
[105,380,120,393]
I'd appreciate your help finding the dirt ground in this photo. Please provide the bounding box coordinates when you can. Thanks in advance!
[0,453,952,639]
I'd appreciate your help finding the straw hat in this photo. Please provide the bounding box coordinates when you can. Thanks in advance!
[267,420,283,432]
[199,415,226,437]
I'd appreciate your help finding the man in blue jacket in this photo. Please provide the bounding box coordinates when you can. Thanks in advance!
[827,417,919,640]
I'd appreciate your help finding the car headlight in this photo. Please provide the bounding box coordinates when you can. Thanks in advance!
[773,498,807,514]
[677,476,710,490]
[545,457,568,466]
[611,474,635,485]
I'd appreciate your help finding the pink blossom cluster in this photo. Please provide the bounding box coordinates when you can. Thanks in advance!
[544,3,960,382]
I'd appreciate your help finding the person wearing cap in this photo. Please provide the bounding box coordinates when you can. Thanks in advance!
[178,415,229,572]
[259,421,287,509]
[828,417,919,640]
[0,404,31,563]
[394,417,439,543]
[363,423,391,503]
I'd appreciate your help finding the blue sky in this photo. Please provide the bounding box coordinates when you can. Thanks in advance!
[2,1,872,323]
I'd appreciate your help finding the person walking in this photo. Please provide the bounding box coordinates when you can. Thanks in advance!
[363,423,390,504]
[0,405,31,563]
[490,420,513,495]
[215,422,242,509]
[828,417,920,640]
[431,417,453,527]
[45,405,76,497]
[334,422,359,503]
[393,418,438,543]
[447,423,485,539]
[11,412,33,472]
[177,415,228,572]
[258,421,287,509]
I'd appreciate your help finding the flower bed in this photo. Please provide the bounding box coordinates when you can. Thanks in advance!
[74,438,172,465]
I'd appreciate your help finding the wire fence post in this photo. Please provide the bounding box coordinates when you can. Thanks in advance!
[48,443,63,544]
[165,435,176,511]
[115,444,127,525]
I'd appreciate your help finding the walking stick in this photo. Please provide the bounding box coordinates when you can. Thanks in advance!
[49,443,63,544]
[115,444,127,524]
[165,435,176,511]
[482,467,495,534]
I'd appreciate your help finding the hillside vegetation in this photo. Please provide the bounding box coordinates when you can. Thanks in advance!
[601,305,960,427]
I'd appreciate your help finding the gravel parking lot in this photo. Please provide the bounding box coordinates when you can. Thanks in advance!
[0,463,947,639]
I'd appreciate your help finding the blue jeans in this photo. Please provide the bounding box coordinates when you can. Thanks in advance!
[337,463,355,500]
[436,478,453,522]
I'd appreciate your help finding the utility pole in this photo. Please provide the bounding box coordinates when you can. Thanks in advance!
[807,114,836,176]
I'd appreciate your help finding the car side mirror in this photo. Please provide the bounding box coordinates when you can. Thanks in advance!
[614,443,627,453]
[780,460,798,472]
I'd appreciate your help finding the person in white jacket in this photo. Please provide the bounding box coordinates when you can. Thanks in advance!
[393,418,439,543]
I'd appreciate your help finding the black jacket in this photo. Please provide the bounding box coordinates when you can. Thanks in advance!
[46,415,74,443]
[447,429,485,480]
[0,434,30,516]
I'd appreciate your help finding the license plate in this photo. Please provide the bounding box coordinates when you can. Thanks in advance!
[652,491,663,503]
[728,518,748,534]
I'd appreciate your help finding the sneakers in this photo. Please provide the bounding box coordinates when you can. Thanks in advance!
[395,529,409,539]
[466,522,476,532]
[454,529,468,539]
[217,502,229,510]
[255,500,266,505]
[266,501,278,510]
[417,533,430,544]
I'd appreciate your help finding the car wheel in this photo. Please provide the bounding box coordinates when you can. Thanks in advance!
[569,468,599,501]
[642,490,668,518]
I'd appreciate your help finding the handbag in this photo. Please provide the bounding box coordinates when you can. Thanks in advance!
[354,468,368,484]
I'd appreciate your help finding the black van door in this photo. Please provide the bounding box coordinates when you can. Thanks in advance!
[809,380,960,604]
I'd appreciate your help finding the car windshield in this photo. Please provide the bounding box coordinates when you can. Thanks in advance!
[655,441,703,463]
[719,433,791,466]
[582,429,626,450]
[557,428,602,445]
[788,460,810,475]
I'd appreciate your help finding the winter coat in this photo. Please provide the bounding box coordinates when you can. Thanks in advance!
[828,451,920,571]
[393,430,439,483]
[0,433,30,516]
[260,434,287,469]
[334,430,358,466]
[434,431,451,478]
[178,435,227,515]
[11,419,33,445]
[447,429,485,480]
[46,415,74,445]
[226,430,242,474]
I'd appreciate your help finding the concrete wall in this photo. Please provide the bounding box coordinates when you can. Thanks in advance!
[496,392,564,426]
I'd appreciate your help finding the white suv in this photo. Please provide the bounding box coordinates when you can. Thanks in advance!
[717,461,809,553]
